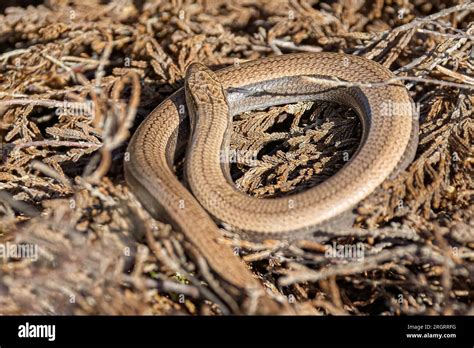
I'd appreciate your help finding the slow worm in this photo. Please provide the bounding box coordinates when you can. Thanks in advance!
[125,53,419,310]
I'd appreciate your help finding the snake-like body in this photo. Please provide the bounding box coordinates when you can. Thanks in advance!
[125,53,418,310]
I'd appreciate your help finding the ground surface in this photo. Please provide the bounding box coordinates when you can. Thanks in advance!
[0,0,472,315]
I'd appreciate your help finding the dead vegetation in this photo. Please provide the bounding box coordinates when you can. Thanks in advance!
[0,0,472,315]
